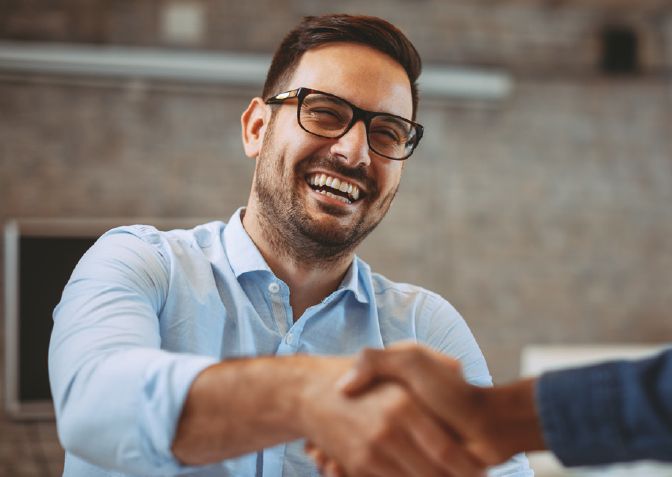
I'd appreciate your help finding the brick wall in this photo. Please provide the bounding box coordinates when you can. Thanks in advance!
[1,0,671,386]
[3,0,671,72]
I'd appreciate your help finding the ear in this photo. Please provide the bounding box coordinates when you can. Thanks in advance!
[241,97,271,159]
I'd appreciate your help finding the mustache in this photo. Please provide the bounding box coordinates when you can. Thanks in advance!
[298,155,377,195]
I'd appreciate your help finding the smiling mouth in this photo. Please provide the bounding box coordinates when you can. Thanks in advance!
[306,173,362,205]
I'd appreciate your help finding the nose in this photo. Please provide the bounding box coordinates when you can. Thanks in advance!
[330,120,371,167]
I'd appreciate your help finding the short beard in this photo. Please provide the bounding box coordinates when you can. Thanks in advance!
[252,120,398,268]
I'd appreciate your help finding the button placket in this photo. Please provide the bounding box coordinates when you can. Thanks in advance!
[267,280,292,336]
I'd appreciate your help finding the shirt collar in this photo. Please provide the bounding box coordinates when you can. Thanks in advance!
[339,256,370,304]
[223,207,272,277]
[223,207,370,304]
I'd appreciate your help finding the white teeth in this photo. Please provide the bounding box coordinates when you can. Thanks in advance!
[326,191,350,204]
[317,189,350,204]
[307,173,362,202]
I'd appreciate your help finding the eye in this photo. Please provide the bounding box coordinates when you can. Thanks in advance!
[370,116,413,145]
[302,94,351,125]
[310,108,345,122]
[301,105,349,132]
[370,126,403,144]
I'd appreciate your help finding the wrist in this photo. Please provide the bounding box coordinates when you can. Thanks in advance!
[296,356,354,436]
[480,378,546,461]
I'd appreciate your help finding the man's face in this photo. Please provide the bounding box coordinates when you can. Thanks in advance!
[252,43,414,261]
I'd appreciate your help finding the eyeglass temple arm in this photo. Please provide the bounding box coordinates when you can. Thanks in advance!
[265,89,300,104]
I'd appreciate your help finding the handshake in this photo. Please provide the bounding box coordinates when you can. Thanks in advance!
[300,343,545,477]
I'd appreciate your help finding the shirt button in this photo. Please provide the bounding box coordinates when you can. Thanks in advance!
[285,332,294,344]
[268,282,280,294]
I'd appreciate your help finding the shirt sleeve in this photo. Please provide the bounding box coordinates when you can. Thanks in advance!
[48,227,219,475]
[415,292,493,387]
[417,294,534,477]
[536,348,672,466]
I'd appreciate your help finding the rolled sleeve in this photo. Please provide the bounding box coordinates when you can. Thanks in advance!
[49,229,218,475]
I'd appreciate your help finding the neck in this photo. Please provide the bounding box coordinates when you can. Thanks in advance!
[241,206,354,320]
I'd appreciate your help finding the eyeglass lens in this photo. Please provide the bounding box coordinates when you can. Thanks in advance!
[299,93,417,159]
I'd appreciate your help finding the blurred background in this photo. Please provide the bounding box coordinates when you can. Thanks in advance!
[1,0,671,475]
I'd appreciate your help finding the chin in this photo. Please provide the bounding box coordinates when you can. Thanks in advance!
[299,216,359,248]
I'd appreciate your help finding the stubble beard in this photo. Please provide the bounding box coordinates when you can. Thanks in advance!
[253,124,399,268]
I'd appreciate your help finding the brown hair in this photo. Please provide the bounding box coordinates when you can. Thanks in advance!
[262,14,422,119]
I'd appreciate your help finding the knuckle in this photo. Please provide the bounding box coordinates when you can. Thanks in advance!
[413,345,432,363]
[387,391,413,416]
[398,344,425,367]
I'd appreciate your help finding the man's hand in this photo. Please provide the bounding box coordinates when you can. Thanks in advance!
[336,343,547,466]
[172,353,485,475]
[299,357,486,477]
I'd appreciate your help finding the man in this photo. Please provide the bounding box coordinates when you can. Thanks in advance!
[319,344,672,474]
[49,14,531,477]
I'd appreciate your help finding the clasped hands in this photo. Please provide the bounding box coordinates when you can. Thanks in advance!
[301,343,536,477]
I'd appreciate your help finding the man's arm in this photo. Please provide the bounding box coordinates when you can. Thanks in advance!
[173,353,485,477]
[50,231,482,476]
[49,230,219,475]
[171,354,338,464]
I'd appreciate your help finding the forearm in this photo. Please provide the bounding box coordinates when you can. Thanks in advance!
[172,354,351,465]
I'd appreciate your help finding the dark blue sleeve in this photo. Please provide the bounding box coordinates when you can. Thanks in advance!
[535,348,672,466]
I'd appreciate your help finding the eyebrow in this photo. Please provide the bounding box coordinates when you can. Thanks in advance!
[308,89,412,121]
[304,94,347,107]
[374,115,410,127]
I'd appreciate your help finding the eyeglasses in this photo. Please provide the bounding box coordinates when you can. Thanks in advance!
[265,87,424,161]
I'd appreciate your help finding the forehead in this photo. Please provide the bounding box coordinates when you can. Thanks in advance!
[285,42,413,119]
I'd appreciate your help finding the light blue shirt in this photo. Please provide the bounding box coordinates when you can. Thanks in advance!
[49,208,532,477]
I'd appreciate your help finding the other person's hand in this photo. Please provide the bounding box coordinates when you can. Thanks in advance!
[337,343,544,466]
[300,356,486,477]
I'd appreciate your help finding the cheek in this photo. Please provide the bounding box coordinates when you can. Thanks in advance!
[379,163,403,191]
[272,122,311,155]
[264,113,302,162]
[290,139,332,173]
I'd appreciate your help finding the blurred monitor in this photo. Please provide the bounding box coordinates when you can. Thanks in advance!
[3,218,209,420]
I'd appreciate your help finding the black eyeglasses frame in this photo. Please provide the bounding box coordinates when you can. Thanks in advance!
[265,87,424,161]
